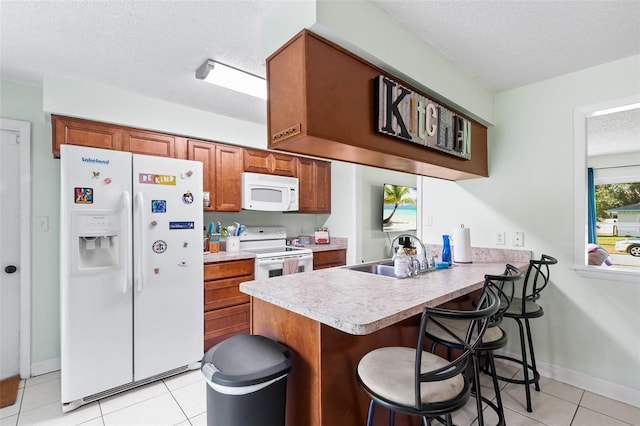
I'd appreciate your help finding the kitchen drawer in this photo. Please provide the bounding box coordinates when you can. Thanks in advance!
[313,249,346,270]
[204,259,254,280]
[204,304,250,352]
[204,276,250,311]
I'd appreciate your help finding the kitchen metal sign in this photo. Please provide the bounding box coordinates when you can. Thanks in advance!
[375,76,471,160]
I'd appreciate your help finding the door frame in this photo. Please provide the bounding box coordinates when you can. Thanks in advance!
[1,118,31,378]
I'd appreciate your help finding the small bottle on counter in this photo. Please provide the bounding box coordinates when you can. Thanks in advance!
[394,247,410,278]
[442,235,451,265]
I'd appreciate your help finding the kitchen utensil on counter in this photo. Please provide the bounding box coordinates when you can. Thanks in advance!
[298,235,312,245]
[314,227,330,244]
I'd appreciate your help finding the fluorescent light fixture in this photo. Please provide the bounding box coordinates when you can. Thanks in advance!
[196,59,266,100]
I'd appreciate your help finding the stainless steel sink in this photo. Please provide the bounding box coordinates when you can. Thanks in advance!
[345,260,396,277]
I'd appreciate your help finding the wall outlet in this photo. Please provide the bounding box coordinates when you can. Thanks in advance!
[513,231,524,247]
[495,232,505,245]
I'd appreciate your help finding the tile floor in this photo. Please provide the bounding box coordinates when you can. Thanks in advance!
[1,360,639,426]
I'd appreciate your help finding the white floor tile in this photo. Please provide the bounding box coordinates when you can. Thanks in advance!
[0,387,23,419]
[24,372,59,388]
[169,381,206,419]
[16,400,101,426]
[0,415,17,426]
[76,418,104,426]
[572,407,633,426]
[580,391,640,426]
[163,370,204,392]
[102,393,187,426]
[20,378,61,413]
[502,382,578,425]
[188,412,207,426]
[99,382,168,415]
[538,375,584,405]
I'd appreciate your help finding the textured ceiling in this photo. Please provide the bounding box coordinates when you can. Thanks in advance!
[588,107,640,157]
[1,0,639,155]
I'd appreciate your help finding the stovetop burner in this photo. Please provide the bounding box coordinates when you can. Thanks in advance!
[239,226,312,259]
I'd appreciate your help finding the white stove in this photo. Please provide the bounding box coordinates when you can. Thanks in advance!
[240,226,313,279]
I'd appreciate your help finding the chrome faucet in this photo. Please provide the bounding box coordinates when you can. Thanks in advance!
[390,234,431,275]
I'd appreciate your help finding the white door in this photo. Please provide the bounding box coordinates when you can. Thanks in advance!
[0,118,30,381]
[132,154,203,380]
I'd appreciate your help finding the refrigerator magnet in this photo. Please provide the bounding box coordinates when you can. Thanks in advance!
[92,171,100,178]
[169,221,194,230]
[151,200,166,213]
[178,261,188,267]
[104,178,112,184]
[154,268,160,274]
[182,191,194,204]
[152,240,167,254]
[74,188,93,204]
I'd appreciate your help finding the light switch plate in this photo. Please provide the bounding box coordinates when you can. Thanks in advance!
[513,231,524,247]
[495,232,505,245]
[35,216,49,232]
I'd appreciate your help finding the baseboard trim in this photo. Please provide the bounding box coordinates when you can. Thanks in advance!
[495,349,640,409]
[31,358,60,377]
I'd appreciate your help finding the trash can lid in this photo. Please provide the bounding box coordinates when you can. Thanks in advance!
[202,334,292,387]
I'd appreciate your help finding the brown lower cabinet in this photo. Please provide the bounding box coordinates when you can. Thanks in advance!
[313,249,346,270]
[203,258,254,352]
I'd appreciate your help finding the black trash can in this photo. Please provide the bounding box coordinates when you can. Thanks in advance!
[201,334,292,426]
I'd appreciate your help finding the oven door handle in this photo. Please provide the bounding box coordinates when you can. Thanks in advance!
[256,254,313,266]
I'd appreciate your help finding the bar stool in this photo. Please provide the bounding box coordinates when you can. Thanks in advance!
[424,264,523,426]
[356,288,499,426]
[494,254,557,412]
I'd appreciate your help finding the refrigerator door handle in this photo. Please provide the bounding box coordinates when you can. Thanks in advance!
[135,192,144,292]
[122,191,132,294]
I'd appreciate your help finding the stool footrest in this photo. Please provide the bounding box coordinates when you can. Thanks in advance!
[492,354,540,386]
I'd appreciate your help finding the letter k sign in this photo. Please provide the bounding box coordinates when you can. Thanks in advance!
[381,77,411,139]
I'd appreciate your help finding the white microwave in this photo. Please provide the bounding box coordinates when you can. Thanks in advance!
[241,172,299,212]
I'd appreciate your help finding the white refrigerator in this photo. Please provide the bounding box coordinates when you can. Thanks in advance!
[60,145,203,412]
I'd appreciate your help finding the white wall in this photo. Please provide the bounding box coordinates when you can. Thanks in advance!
[357,166,418,262]
[1,80,60,366]
[420,56,640,403]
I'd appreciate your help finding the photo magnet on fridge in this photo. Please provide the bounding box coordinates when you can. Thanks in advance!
[152,200,167,213]
[74,188,93,204]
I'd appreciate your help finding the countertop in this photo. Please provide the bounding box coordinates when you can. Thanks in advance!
[203,237,348,264]
[240,249,531,336]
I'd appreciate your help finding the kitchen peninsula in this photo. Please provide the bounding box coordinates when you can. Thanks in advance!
[240,249,531,426]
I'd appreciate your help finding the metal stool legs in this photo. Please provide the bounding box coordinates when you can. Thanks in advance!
[494,317,541,413]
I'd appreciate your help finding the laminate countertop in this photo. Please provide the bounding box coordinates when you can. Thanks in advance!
[240,248,531,335]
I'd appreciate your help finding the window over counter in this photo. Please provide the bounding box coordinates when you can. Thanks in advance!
[573,96,640,282]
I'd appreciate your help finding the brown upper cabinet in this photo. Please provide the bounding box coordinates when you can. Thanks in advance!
[51,115,332,213]
[187,139,242,212]
[52,115,178,159]
[52,115,123,156]
[266,30,488,181]
[298,157,331,213]
[122,128,176,158]
[243,148,297,177]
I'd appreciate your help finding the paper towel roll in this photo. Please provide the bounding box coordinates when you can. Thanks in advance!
[452,225,472,263]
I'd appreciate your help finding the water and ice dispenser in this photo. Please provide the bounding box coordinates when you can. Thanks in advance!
[72,212,120,271]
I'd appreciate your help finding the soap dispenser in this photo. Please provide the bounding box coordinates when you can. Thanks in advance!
[394,246,410,278]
